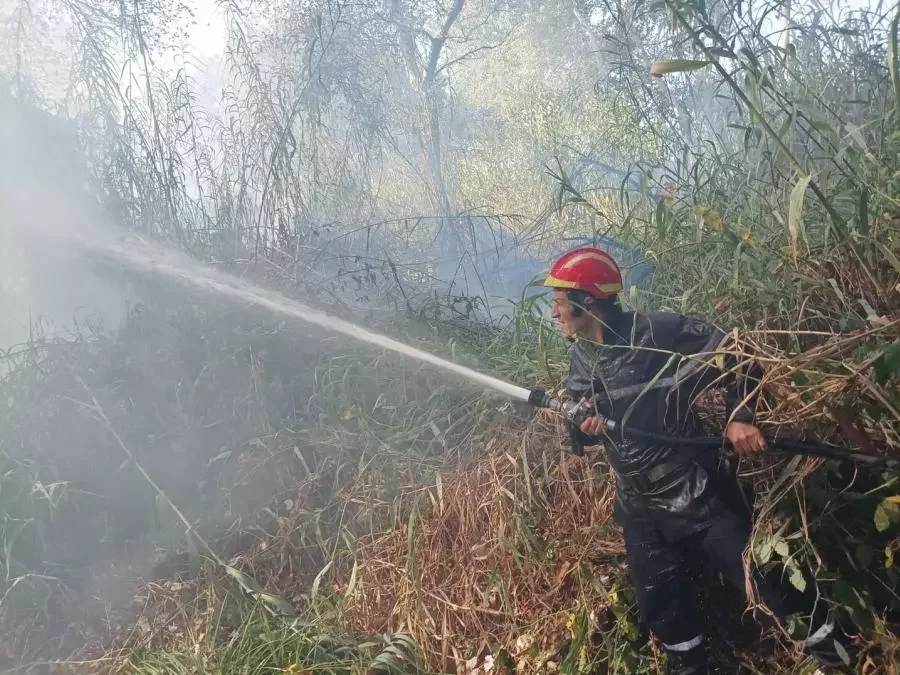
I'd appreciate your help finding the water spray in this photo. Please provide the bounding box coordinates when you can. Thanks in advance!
[65,231,895,470]
[75,233,534,403]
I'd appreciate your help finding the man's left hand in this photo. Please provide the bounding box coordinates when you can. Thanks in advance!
[725,421,767,456]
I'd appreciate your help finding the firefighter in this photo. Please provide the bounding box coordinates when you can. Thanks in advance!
[544,246,858,674]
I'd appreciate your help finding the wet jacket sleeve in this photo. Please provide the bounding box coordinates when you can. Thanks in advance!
[672,316,762,425]
[564,344,609,455]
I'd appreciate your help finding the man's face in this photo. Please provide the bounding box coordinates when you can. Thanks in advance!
[551,289,585,338]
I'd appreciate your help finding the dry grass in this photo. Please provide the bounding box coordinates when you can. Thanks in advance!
[70,315,900,674]
[316,315,900,672]
[340,416,623,671]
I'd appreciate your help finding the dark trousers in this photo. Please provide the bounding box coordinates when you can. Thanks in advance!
[624,506,853,673]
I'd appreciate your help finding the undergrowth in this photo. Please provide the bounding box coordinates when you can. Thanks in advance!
[3,280,899,674]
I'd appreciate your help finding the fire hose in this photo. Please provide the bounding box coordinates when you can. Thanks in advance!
[527,388,900,470]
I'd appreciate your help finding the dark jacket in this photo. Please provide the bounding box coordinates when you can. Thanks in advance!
[567,308,760,537]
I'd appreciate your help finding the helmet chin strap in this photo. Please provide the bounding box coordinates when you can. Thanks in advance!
[569,298,609,345]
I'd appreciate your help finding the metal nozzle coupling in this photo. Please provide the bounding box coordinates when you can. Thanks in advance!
[529,387,583,417]
[528,388,616,431]
[528,388,565,412]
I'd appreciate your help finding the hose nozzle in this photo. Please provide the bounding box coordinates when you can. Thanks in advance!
[528,387,560,410]
[528,388,615,431]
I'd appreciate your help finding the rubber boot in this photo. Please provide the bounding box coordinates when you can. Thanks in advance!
[805,619,858,674]
[666,645,707,675]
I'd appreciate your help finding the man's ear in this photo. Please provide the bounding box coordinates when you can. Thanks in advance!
[571,296,594,318]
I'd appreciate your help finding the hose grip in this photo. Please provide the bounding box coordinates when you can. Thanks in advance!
[528,388,615,431]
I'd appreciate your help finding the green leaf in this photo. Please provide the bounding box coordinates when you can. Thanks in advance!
[310,560,333,601]
[256,592,294,615]
[889,5,900,120]
[847,123,877,161]
[654,198,669,240]
[497,649,514,669]
[791,370,809,386]
[225,565,263,594]
[344,559,359,598]
[620,615,639,641]
[857,186,869,235]
[774,540,789,558]
[875,502,892,532]
[833,639,851,666]
[768,455,804,502]
[405,501,418,579]
[788,173,812,259]
[876,241,900,275]
[785,613,808,640]
[776,108,796,141]
[756,537,774,564]
[369,633,422,673]
[805,109,839,141]
[650,59,711,77]
[873,344,900,386]
[788,566,807,592]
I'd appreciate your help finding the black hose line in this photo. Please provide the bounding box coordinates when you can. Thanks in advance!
[527,388,899,470]
[607,425,899,469]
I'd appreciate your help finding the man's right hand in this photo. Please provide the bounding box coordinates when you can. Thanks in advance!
[725,421,767,456]
[580,416,607,436]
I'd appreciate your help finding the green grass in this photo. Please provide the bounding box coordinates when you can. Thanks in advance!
[128,606,361,675]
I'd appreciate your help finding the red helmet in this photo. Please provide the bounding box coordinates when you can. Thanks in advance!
[543,246,623,298]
